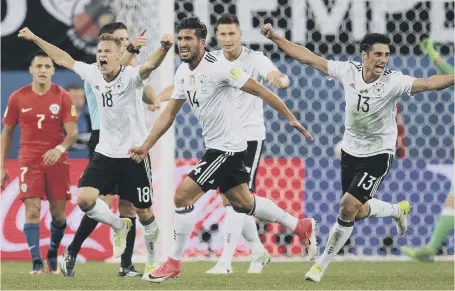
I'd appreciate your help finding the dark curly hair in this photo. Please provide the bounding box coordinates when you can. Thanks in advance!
[360,33,391,53]
[176,16,208,40]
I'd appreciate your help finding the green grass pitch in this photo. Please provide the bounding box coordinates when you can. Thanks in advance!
[1,261,453,290]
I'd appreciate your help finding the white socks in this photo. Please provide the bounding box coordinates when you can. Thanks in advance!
[170,206,197,261]
[317,219,354,270]
[141,217,159,264]
[242,215,265,256]
[368,198,400,219]
[219,206,244,265]
[253,196,298,231]
[85,198,124,231]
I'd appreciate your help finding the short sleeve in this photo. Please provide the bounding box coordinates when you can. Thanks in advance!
[171,70,186,100]
[73,61,97,82]
[327,60,351,81]
[62,90,78,123]
[3,92,19,126]
[130,66,151,88]
[214,61,250,89]
[391,73,416,97]
[255,53,279,79]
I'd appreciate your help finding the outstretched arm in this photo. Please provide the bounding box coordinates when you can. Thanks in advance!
[261,24,328,75]
[240,78,312,140]
[411,74,454,94]
[139,34,174,80]
[18,27,75,70]
[129,99,186,162]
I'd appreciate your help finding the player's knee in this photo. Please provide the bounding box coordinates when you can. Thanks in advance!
[24,199,41,222]
[49,208,66,224]
[119,199,136,217]
[174,185,196,208]
[221,195,230,207]
[135,207,153,221]
[77,188,97,209]
[228,198,253,214]
[339,194,363,220]
[25,208,40,222]
[51,215,66,227]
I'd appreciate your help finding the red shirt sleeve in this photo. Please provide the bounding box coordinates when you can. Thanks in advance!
[3,91,19,126]
[62,90,78,123]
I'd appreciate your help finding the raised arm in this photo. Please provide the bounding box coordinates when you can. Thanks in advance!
[129,99,186,162]
[18,27,75,71]
[411,74,454,94]
[261,24,328,76]
[139,34,174,80]
[240,78,313,140]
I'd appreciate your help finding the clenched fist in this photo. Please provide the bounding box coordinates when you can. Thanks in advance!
[18,27,38,41]
[260,23,276,39]
[160,34,174,50]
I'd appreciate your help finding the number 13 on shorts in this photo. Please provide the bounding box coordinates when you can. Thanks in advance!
[357,172,377,192]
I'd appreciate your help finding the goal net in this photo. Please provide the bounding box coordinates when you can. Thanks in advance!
[113,0,454,261]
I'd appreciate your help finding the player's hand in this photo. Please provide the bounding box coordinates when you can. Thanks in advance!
[18,27,38,41]
[1,168,9,190]
[160,34,174,50]
[269,74,290,89]
[261,23,276,39]
[148,102,160,111]
[128,146,148,163]
[289,119,313,141]
[131,29,148,50]
[42,149,62,166]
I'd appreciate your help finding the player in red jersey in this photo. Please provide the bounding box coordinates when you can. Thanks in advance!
[1,51,78,274]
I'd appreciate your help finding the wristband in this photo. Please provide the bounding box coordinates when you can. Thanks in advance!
[55,145,66,153]
[126,43,140,55]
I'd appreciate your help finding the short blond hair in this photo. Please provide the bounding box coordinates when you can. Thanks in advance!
[98,33,122,47]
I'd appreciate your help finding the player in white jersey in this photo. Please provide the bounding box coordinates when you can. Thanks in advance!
[206,13,293,275]
[18,27,174,270]
[128,16,315,284]
[62,22,160,279]
[261,24,455,282]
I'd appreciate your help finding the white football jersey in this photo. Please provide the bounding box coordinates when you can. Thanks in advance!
[74,62,149,158]
[172,52,250,152]
[328,60,416,157]
[212,46,278,141]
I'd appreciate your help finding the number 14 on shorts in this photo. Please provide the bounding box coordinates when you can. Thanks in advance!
[137,186,152,203]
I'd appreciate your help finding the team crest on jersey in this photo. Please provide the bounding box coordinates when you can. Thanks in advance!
[198,74,208,93]
[49,104,60,115]
[373,83,385,96]
[114,81,124,92]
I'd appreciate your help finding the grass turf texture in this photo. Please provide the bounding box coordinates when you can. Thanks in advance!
[1,261,453,290]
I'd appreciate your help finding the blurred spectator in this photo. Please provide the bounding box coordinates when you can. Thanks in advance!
[66,84,91,150]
